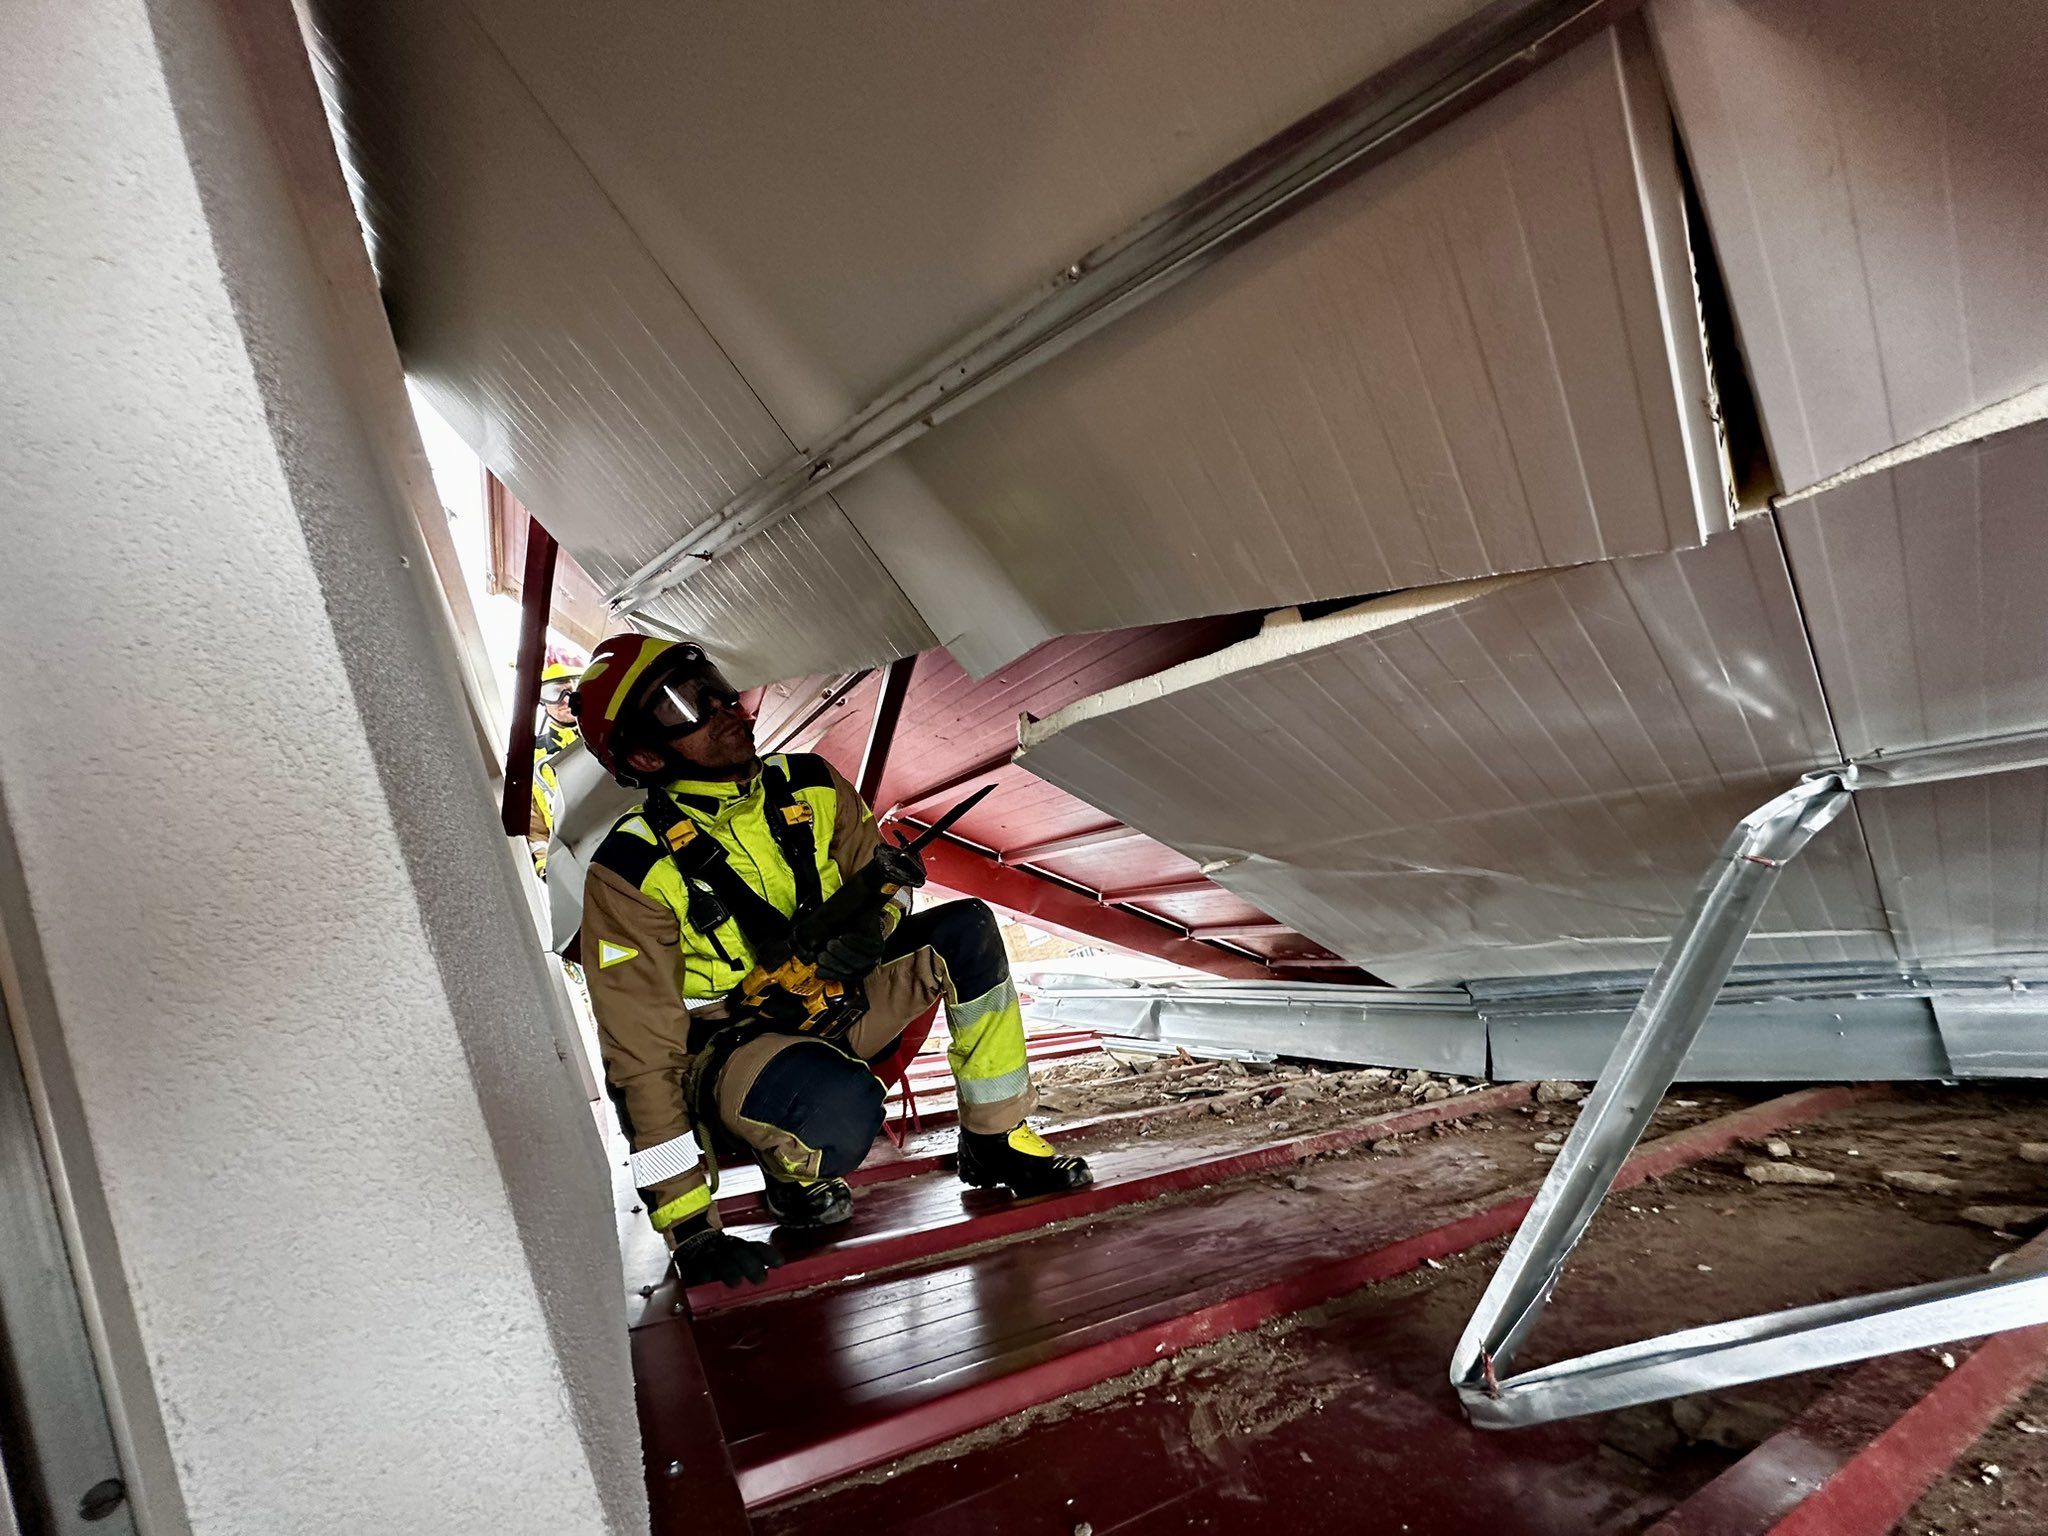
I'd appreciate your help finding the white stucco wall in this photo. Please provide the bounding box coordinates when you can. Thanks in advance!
[0,1,642,1531]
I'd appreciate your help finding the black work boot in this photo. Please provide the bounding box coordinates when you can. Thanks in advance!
[760,1175,854,1230]
[957,1124,1093,1196]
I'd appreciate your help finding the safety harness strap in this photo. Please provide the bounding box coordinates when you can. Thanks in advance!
[637,759,824,962]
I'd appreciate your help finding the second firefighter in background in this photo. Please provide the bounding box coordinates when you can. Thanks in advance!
[571,634,1091,1289]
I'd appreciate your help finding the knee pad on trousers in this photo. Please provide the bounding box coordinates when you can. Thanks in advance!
[919,899,1007,999]
[737,1041,885,1179]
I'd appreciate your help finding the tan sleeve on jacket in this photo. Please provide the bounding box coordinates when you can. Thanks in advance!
[825,762,881,878]
[583,862,716,1229]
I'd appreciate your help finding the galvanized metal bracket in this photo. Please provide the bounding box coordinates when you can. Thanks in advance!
[1451,727,2048,1427]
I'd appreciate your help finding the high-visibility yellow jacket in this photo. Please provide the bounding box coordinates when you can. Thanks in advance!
[580,753,880,1232]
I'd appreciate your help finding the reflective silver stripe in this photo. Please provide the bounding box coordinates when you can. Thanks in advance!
[629,1133,702,1188]
[955,1064,1032,1105]
[947,978,1019,1035]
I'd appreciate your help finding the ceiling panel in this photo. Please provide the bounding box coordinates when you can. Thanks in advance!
[1774,420,2048,758]
[1775,418,2048,970]
[897,23,1724,640]
[452,0,1491,419]
[1651,0,2048,491]
[1018,520,1894,986]
[305,0,932,682]
[1857,772,2048,974]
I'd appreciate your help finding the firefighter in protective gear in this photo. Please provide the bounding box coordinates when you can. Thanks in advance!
[572,633,1090,1290]
[528,659,583,873]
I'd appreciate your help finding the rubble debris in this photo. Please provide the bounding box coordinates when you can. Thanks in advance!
[2018,1142,2048,1165]
[1883,1170,1964,1195]
[1421,1084,1453,1102]
[1763,1138,1793,1159]
[1286,1174,1310,1192]
[1743,1162,1836,1186]
[1960,1205,2048,1232]
[1535,1080,1586,1104]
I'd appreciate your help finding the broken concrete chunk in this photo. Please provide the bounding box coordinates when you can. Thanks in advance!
[1961,1205,2048,1232]
[1883,1170,1963,1195]
[1280,1083,1319,1103]
[1286,1174,1311,1191]
[1743,1162,1836,1186]
[2018,1143,2048,1165]
[1535,1080,1587,1104]
[1421,1084,1453,1102]
[1763,1139,1793,1159]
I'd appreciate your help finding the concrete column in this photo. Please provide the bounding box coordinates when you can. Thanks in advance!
[0,1,643,1532]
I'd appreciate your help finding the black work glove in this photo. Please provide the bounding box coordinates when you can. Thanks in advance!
[816,906,889,981]
[671,1221,784,1289]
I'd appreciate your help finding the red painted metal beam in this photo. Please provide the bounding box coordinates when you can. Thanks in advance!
[692,1084,1536,1314]
[1649,1233,2048,1536]
[854,656,915,807]
[882,747,1016,819]
[633,1307,753,1535]
[498,514,558,836]
[1189,920,1294,941]
[1002,823,1143,865]
[1106,874,1215,902]
[729,1085,1880,1507]
[762,670,869,755]
[918,834,1274,980]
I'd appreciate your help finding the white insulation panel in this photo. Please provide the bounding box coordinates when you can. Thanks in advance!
[1777,418,2048,970]
[1020,520,1893,987]
[1652,0,2048,491]
[900,23,1724,640]
[306,0,932,682]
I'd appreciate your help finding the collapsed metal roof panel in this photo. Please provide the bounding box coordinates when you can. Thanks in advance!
[1775,418,2048,970]
[896,22,1726,640]
[446,0,1497,419]
[1775,421,2048,759]
[1651,0,2048,492]
[1018,520,1895,986]
[305,0,933,682]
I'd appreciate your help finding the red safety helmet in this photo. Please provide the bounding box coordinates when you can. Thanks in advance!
[572,634,741,785]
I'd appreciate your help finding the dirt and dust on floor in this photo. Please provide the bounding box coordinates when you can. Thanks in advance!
[843,1080,2048,1533]
[1030,1049,1588,1148]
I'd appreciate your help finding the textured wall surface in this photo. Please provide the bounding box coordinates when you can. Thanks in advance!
[0,0,640,1530]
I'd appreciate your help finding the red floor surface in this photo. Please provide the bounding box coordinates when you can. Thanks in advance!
[696,1133,1536,1501]
[756,1311,1663,1536]
[696,1086,1534,1311]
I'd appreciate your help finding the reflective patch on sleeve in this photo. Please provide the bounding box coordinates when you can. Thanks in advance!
[597,939,641,969]
[631,1133,702,1189]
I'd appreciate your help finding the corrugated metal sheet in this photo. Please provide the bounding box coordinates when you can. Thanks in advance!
[1651,0,2048,492]
[1775,421,2048,758]
[305,0,932,683]
[1019,520,1895,987]
[897,23,1724,640]
[1856,774,2048,973]
[447,0,1493,418]
[1776,419,2048,970]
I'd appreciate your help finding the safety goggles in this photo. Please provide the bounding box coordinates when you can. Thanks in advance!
[539,680,578,707]
[640,645,742,735]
